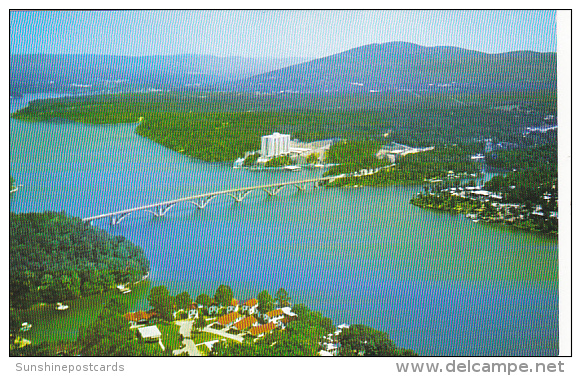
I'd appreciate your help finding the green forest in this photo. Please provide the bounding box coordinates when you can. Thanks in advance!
[11,90,556,162]
[9,211,149,309]
[484,142,558,207]
[410,142,558,235]
[325,144,480,186]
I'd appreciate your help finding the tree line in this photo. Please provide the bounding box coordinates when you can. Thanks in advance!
[9,211,149,309]
[11,90,556,162]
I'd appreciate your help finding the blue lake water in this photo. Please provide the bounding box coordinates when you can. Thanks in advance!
[10,94,558,356]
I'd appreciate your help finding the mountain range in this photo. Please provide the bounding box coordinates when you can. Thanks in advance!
[233,42,557,92]
[9,54,306,95]
[10,42,556,95]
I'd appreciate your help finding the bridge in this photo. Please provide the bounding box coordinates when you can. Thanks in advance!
[82,175,346,226]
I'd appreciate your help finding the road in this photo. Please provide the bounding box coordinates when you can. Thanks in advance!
[173,320,201,356]
[203,327,244,343]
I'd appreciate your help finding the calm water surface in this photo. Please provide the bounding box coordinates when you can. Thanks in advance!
[10,94,558,356]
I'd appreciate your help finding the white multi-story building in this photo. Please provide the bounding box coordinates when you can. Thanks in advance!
[261,132,290,158]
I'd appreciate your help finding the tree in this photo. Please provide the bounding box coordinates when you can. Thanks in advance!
[148,286,175,321]
[9,211,149,309]
[257,290,274,313]
[243,153,259,166]
[193,316,207,332]
[175,291,192,311]
[275,288,290,307]
[337,325,417,356]
[306,153,319,164]
[76,297,164,356]
[196,293,213,307]
[9,309,22,341]
[214,285,233,307]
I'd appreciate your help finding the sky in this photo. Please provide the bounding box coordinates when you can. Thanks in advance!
[10,10,557,59]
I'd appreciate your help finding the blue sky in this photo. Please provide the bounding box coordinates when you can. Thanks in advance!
[10,10,557,58]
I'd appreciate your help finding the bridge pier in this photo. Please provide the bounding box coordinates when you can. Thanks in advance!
[294,182,307,191]
[81,176,345,225]
[190,195,217,209]
[110,212,131,226]
[146,203,176,217]
[263,185,286,196]
[229,189,253,202]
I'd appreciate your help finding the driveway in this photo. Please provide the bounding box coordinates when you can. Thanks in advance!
[174,320,194,338]
[173,338,200,356]
[202,327,244,343]
[172,320,201,356]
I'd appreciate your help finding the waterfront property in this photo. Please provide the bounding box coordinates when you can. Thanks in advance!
[216,312,242,329]
[248,322,277,338]
[241,299,258,315]
[125,311,158,327]
[188,303,199,319]
[260,132,290,158]
[263,309,285,323]
[226,299,239,313]
[233,316,259,331]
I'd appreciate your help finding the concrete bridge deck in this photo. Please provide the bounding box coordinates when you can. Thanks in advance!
[82,175,346,225]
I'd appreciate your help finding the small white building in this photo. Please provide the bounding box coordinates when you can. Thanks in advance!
[138,325,162,342]
[188,303,199,319]
[241,299,259,315]
[261,133,290,158]
[208,303,221,316]
[226,299,239,313]
[263,309,285,323]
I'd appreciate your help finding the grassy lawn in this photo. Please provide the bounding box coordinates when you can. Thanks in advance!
[197,344,210,356]
[157,322,183,352]
[191,332,221,345]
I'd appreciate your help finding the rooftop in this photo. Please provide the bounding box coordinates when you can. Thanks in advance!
[265,309,285,318]
[138,325,161,339]
[234,316,258,331]
[217,311,241,326]
[243,298,258,307]
[124,311,157,322]
[249,322,277,336]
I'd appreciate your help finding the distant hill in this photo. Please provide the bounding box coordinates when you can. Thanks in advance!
[10,54,306,95]
[233,42,557,93]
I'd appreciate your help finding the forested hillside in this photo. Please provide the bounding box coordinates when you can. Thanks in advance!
[9,212,149,309]
[484,141,558,206]
[11,90,556,162]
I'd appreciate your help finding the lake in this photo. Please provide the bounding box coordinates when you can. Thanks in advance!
[10,94,558,356]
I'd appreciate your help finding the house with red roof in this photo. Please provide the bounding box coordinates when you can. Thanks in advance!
[263,309,285,323]
[241,298,259,315]
[278,315,297,328]
[233,316,259,331]
[248,322,277,338]
[216,311,242,329]
[188,302,199,319]
[124,311,158,327]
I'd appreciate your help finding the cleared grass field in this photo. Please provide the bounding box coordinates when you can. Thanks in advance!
[191,332,221,344]
[157,322,183,351]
